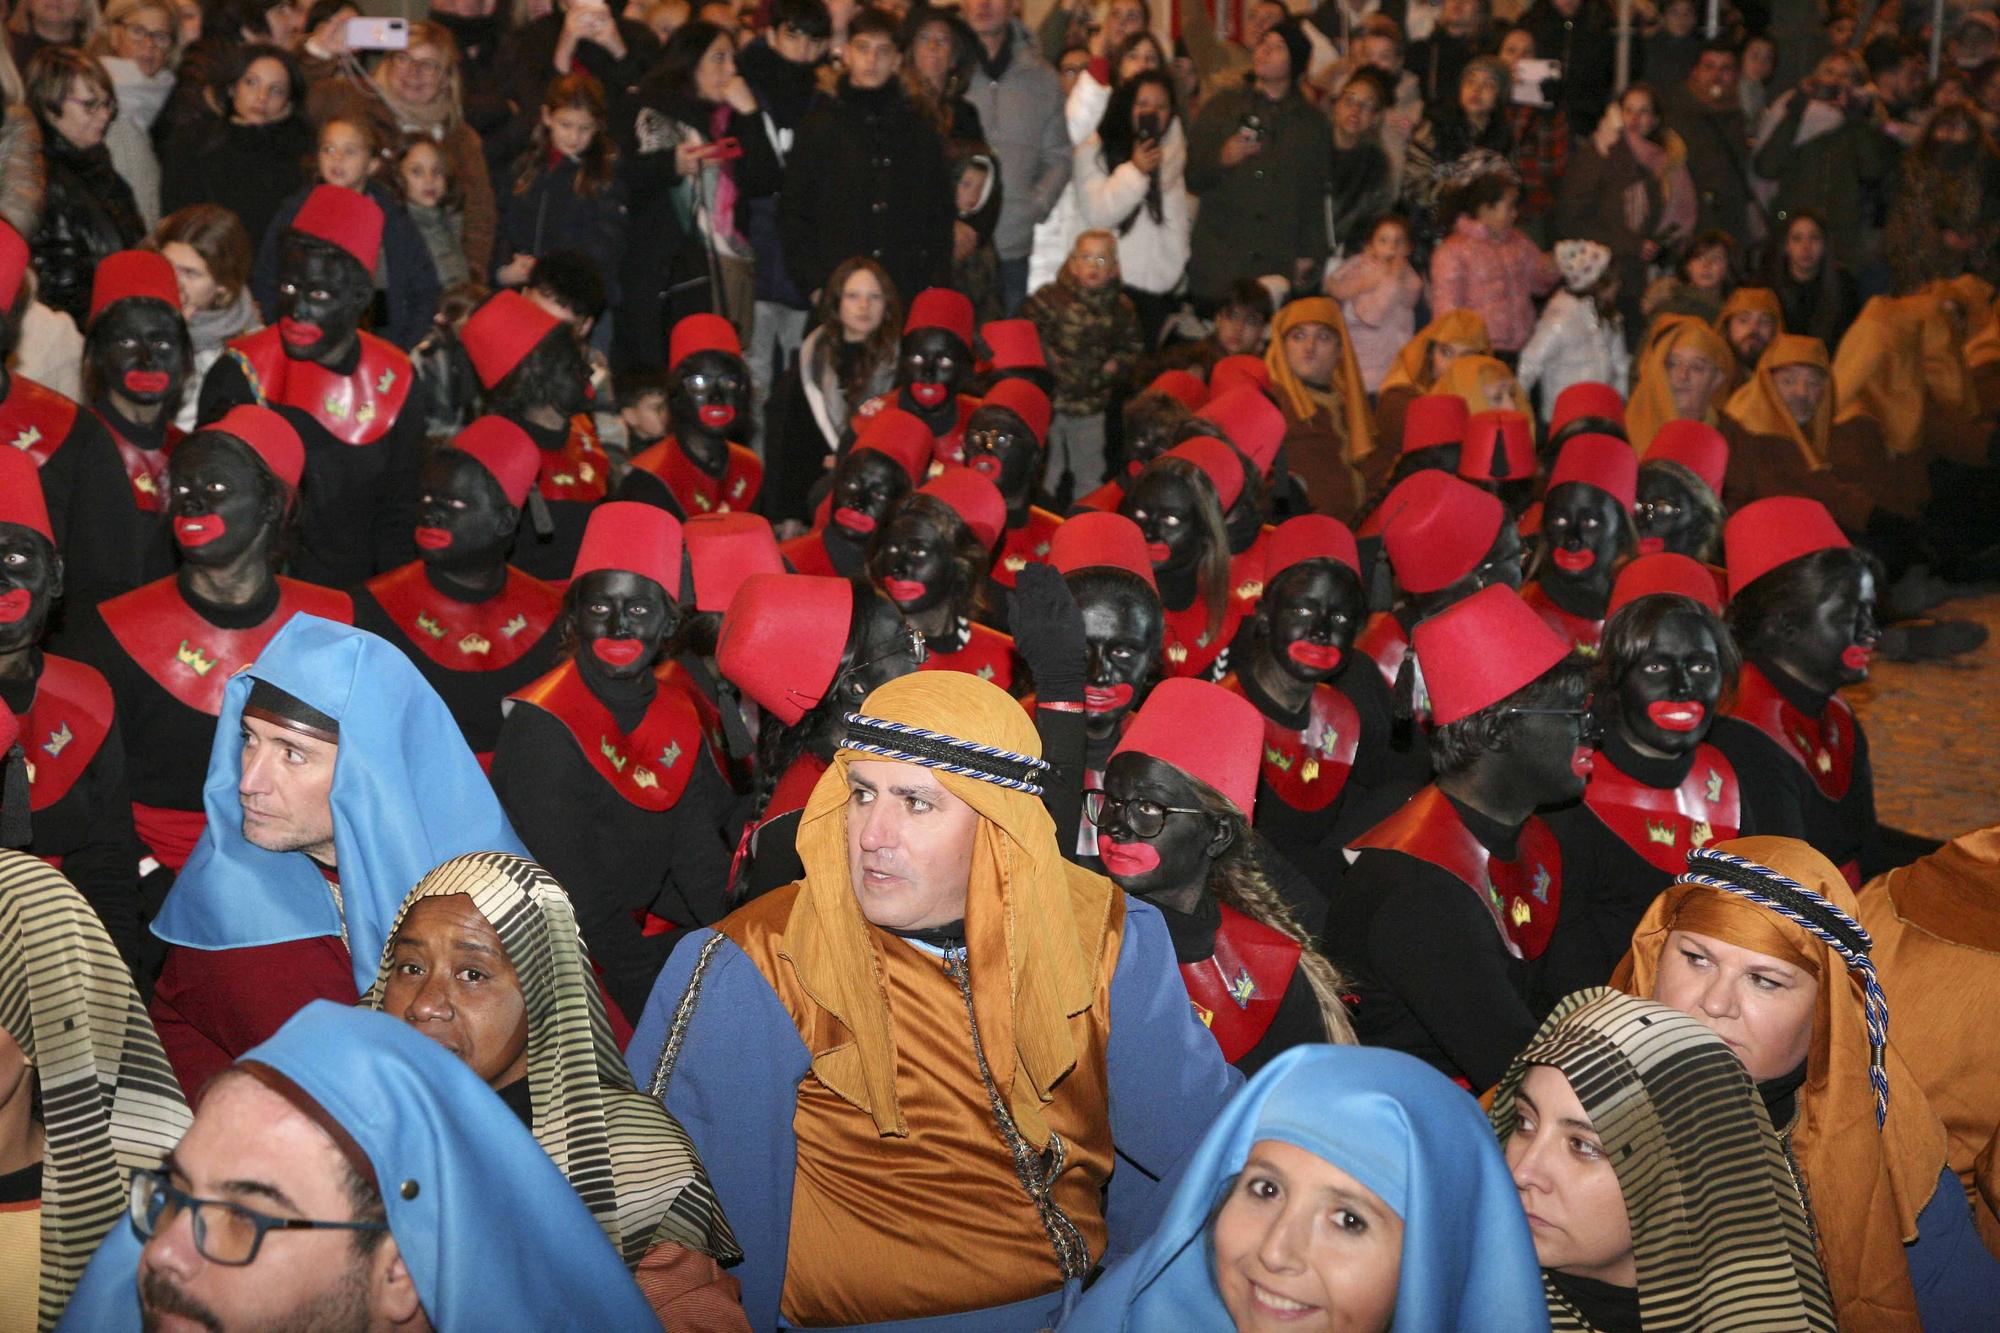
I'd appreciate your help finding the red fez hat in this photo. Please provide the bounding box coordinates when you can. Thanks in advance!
[980,318,1046,372]
[1644,420,1729,496]
[669,312,742,371]
[1548,433,1638,515]
[448,416,539,508]
[290,185,384,272]
[685,512,783,613]
[919,468,1006,549]
[460,291,564,390]
[852,408,935,483]
[906,288,975,347]
[1165,436,1246,510]
[1265,514,1360,581]
[979,377,1052,445]
[1608,552,1725,617]
[209,405,304,489]
[571,500,684,595]
[1415,585,1575,726]
[89,250,180,324]
[1146,369,1209,412]
[1550,381,1626,436]
[1725,497,1849,598]
[1403,394,1469,453]
[0,449,53,542]
[1201,387,1285,478]
[1209,354,1271,397]
[0,220,26,310]
[1115,677,1264,817]
[1047,511,1156,589]
[718,572,852,725]
[1381,471,1506,595]
[1459,411,1536,483]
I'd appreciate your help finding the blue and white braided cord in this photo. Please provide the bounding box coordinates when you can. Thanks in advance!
[840,713,1049,795]
[1680,847,1890,1126]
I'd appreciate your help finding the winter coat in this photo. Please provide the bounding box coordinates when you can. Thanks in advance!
[1022,269,1143,415]
[1428,216,1559,353]
[762,324,898,525]
[1884,149,2000,294]
[1072,124,1191,297]
[1517,289,1631,418]
[1518,0,1620,137]
[31,124,144,328]
[1329,138,1395,256]
[100,57,172,229]
[1186,83,1332,303]
[0,104,44,238]
[500,152,628,305]
[1026,64,1109,295]
[964,23,1071,263]
[1662,81,1758,243]
[1752,88,1895,267]
[407,202,470,290]
[253,180,444,351]
[491,13,659,143]
[736,37,822,312]
[159,111,315,253]
[1401,106,1514,256]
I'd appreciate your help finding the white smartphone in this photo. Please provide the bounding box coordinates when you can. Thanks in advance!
[345,16,409,50]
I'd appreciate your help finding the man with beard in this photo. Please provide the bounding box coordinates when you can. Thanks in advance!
[780,409,932,577]
[1715,286,1783,378]
[84,251,192,589]
[1662,40,1755,242]
[851,288,983,467]
[621,314,765,518]
[1521,433,1638,654]
[198,186,425,587]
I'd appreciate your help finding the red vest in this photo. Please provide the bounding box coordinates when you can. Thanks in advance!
[1161,596,1241,680]
[1,375,81,465]
[627,436,763,515]
[1584,744,1741,874]
[1227,526,1275,618]
[227,326,412,445]
[1521,581,1604,656]
[92,408,182,512]
[13,655,114,810]
[1220,674,1360,812]
[535,414,612,503]
[509,662,707,811]
[99,577,354,715]
[920,622,1016,690]
[1351,786,1563,961]
[991,507,1064,588]
[1728,664,1858,803]
[1180,903,1303,1064]
[364,563,561,673]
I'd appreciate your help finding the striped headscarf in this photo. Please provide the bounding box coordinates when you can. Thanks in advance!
[362,851,739,1269]
[1490,988,1837,1332]
[0,851,189,1329]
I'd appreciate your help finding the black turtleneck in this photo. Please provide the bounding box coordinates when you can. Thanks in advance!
[180,569,281,630]
[497,1074,534,1128]
[1758,1060,1808,1135]
[576,651,656,735]
[1548,1270,1642,1333]
[1749,652,1832,718]
[1600,724,1697,790]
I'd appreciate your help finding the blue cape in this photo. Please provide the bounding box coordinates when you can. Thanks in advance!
[1061,1045,1551,1332]
[58,1002,658,1330]
[152,615,528,994]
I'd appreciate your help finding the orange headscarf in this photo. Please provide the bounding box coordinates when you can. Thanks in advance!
[1264,297,1375,463]
[1627,314,1736,453]
[1379,309,1491,395]
[1611,837,1950,1333]
[1431,354,1533,419]
[1724,334,1832,470]
[1713,286,1785,342]
[1833,296,1933,458]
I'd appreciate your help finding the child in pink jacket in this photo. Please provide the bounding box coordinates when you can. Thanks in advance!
[1327,215,1425,392]
[1429,170,1558,354]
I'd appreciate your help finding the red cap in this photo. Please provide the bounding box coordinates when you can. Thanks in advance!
[1047,511,1156,589]
[0,220,26,309]
[209,405,304,489]
[906,288,975,347]
[1114,678,1264,818]
[852,408,934,483]
[919,468,1006,548]
[1165,436,1246,510]
[1725,497,1849,598]
[1415,585,1575,726]
[669,313,742,371]
[980,318,1045,372]
[89,250,180,323]
[571,500,683,595]
[1209,354,1271,397]
[461,291,564,390]
[1201,387,1285,478]
[1381,471,1506,595]
[717,572,852,725]
[1146,369,1209,412]
[448,416,539,508]
[1644,420,1729,496]
[0,449,53,542]
[1608,552,1725,616]
[979,377,1051,445]
[1547,433,1637,515]
[1550,381,1626,436]
[290,185,384,272]
[1265,514,1359,581]
[685,512,783,613]
[1403,394,1470,453]
[1459,411,1536,483]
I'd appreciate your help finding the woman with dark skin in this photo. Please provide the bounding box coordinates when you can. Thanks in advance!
[778,409,930,579]
[1121,451,1237,681]
[1634,419,1727,562]
[619,313,764,518]
[868,476,1017,688]
[82,249,189,588]
[1521,433,1637,654]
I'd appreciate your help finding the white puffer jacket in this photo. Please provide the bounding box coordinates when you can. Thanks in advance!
[1027,69,1113,292]
[1071,124,1189,296]
[1517,290,1631,421]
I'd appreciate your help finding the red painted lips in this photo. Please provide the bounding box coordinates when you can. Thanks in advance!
[592,637,645,666]
[278,318,322,346]
[174,515,224,547]
[1841,644,1873,671]
[1551,546,1596,572]
[1570,746,1596,778]
[698,404,736,429]
[883,578,928,603]
[1287,641,1343,670]
[1084,683,1135,713]
[414,526,453,550]
[1645,700,1705,732]
[909,382,949,408]
[123,370,172,394]
[1099,840,1162,875]
[0,588,32,623]
[1636,536,1666,556]
[832,507,877,534]
[1144,541,1172,563]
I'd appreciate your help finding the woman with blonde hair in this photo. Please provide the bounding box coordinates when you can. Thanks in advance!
[7,0,103,66]
[0,40,43,238]
[90,0,179,227]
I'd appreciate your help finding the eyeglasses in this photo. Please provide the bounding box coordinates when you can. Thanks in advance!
[680,372,743,394]
[1633,497,1684,526]
[118,20,175,45]
[1501,706,1602,743]
[64,94,113,115]
[397,56,447,76]
[1073,255,1114,269]
[964,428,1017,453]
[129,1168,388,1267]
[1083,789,1205,839]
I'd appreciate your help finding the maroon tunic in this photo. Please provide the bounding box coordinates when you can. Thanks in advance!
[152,934,358,1101]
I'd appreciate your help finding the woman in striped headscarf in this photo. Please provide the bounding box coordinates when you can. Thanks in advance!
[365,850,745,1331]
[1490,987,1835,1331]
[0,850,189,1329]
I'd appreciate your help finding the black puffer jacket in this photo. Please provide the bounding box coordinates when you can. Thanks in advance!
[32,125,143,327]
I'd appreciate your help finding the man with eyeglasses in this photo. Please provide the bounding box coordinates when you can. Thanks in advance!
[627,670,1235,1331]
[1328,584,1594,1094]
[59,1002,653,1330]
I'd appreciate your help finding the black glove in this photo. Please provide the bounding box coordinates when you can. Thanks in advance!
[1008,563,1087,705]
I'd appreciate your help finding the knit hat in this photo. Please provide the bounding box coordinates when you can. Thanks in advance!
[853,408,935,483]
[1269,17,1311,84]
[1414,585,1574,726]
[905,288,975,348]
[717,572,852,725]
[1550,381,1626,439]
[448,416,539,508]
[0,221,26,309]
[668,313,741,371]
[1644,420,1729,496]
[1555,239,1612,293]
[1114,678,1264,817]
[1608,551,1725,616]
[1548,433,1638,515]
[88,250,180,324]
[460,291,564,390]
[1381,471,1506,594]
[919,468,1007,549]
[980,318,1045,373]
[1403,394,1469,453]
[684,513,783,613]
[978,377,1051,446]
[289,185,384,272]
[1724,497,1849,598]
[1145,369,1208,413]
[571,501,683,597]
[1201,387,1285,478]
[208,405,305,489]
[1265,514,1359,581]
[1459,411,1535,483]
[1047,511,1156,588]
[1164,436,1247,510]
[0,449,52,542]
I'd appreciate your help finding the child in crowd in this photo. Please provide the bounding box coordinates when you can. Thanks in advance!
[394,135,469,291]
[950,147,1003,325]
[1517,237,1630,418]
[1428,167,1558,356]
[1326,214,1426,393]
[619,369,673,462]
[499,72,626,319]
[1023,229,1144,502]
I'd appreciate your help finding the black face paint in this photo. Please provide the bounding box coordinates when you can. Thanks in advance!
[415,450,515,574]
[89,299,189,408]
[274,237,370,365]
[166,434,279,567]
[826,590,923,721]
[962,405,1038,507]
[670,349,750,439]
[1123,470,1203,576]
[830,449,912,540]
[1097,752,1221,898]
[498,327,592,422]
[1634,466,1712,558]
[868,506,955,614]
[1069,568,1163,739]
[1260,562,1364,683]
[0,523,59,651]
[1492,702,1592,807]
[1616,606,1723,755]
[899,327,971,409]
[1540,482,1624,583]
[1780,565,1878,694]
[570,569,676,678]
